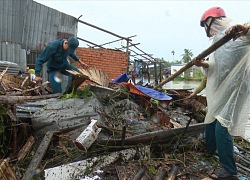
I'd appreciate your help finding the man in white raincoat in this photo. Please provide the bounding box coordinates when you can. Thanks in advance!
[194,6,250,179]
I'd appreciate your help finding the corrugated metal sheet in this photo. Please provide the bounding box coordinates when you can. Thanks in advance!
[21,0,78,51]
[0,0,78,70]
[0,60,21,75]
[0,42,26,71]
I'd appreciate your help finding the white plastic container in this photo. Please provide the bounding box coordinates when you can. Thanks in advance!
[74,119,101,151]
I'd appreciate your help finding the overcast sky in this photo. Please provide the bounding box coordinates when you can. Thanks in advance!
[35,0,250,62]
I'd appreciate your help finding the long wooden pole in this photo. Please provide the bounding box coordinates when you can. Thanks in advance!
[153,29,238,90]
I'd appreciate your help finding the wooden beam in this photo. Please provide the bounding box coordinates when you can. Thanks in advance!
[21,131,55,180]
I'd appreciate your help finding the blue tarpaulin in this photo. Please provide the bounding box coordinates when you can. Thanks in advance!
[112,73,172,101]
[135,85,172,100]
[112,73,129,83]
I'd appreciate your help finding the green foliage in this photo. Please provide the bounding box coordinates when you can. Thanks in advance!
[76,88,95,99]
[154,58,171,68]
[60,91,78,99]
[173,60,182,64]
[145,108,152,118]
[148,165,157,175]
[84,167,92,175]
[193,69,205,80]
[173,76,184,82]
[60,88,94,100]
[181,49,193,63]
[150,98,160,106]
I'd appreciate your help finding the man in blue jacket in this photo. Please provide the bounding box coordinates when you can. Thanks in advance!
[34,36,85,93]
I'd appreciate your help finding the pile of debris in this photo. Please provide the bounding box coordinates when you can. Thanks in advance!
[0,65,249,180]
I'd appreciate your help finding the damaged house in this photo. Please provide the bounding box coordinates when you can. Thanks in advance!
[0,0,249,179]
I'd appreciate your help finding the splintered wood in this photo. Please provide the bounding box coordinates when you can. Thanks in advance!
[67,67,109,87]
[0,68,49,96]
[0,158,18,180]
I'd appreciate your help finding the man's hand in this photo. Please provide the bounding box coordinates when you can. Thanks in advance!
[187,92,197,99]
[78,60,89,69]
[192,58,209,68]
[34,76,42,82]
[226,24,250,41]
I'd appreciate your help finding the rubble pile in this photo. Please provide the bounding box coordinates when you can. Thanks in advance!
[0,68,52,97]
[0,68,249,180]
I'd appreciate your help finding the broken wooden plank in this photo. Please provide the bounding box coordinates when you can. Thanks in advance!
[58,140,71,157]
[64,71,87,94]
[44,148,136,180]
[17,135,35,162]
[67,67,109,87]
[21,76,29,88]
[0,67,8,81]
[37,81,46,95]
[0,158,18,180]
[21,131,55,180]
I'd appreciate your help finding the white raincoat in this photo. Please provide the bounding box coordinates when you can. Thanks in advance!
[204,25,250,140]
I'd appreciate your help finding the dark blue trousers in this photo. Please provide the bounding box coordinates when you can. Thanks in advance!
[48,63,78,93]
[205,120,237,175]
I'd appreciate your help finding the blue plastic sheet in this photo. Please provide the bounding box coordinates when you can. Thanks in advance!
[112,73,129,83]
[135,85,172,101]
[112,73,172,101]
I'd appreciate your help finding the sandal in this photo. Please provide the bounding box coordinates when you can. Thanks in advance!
[209,168,238,180]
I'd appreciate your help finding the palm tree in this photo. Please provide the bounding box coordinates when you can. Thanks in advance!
[181,49,193,63]
[181,49,193,77]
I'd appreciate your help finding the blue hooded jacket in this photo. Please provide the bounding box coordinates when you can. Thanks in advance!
[35,39,79,77]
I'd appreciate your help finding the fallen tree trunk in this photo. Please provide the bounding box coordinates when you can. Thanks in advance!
[0,94,60,104]
[98,123,205,146]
